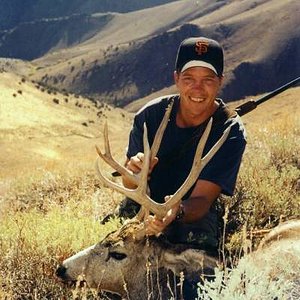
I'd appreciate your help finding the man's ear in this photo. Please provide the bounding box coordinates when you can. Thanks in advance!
[174,71,179,86]
[219,75,224,87]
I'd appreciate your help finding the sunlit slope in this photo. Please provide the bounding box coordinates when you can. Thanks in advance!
[0,71,132,180]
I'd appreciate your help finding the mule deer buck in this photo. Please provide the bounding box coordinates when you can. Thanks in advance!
[56,218,300,299]
[56,102,300,298]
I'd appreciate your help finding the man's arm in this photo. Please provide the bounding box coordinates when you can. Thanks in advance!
[179,179,221,222]
[145,179,221,235]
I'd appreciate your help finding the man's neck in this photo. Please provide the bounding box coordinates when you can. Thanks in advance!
[176,100,219,128]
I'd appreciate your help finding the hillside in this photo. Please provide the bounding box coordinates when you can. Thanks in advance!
[0,0,298,108]
[0,71,132,182]
[25,0,299,107]
[0,0,298,116]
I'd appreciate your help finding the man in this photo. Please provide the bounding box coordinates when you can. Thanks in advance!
[119,37,246,298]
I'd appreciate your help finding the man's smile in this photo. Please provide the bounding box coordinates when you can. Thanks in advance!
[189,96,206,103]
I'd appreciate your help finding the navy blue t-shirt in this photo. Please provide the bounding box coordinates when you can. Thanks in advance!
[126,95,246,252]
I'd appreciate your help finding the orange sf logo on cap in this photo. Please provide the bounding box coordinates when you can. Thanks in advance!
[195,40,209,55]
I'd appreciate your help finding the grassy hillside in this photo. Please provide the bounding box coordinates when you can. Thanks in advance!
[0,71,132,182]
[225,87,300,238]
[0,74,299,298]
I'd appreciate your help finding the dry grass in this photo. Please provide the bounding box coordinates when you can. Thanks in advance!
[0,170,123,299]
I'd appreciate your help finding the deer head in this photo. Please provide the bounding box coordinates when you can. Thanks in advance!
[56,220,218,299]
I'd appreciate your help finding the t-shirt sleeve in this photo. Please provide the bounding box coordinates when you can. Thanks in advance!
[126,114,144,158]
[199,130,246,196]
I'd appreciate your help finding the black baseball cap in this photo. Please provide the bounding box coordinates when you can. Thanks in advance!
[175,37,224,77]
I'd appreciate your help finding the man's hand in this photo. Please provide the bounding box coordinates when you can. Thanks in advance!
[145,196,181,236]
[126,152,158,174]
[123,152,158,189]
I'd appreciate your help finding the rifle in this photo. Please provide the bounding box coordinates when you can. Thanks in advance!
[235,76,300,116]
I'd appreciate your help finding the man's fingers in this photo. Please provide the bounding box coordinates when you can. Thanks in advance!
[145,216,165,236]
[126,153,158,176]
[150,157,159,170]
[126,153,144,173]
[126,160,141,173]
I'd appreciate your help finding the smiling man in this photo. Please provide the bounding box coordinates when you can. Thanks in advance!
[120,37,247,298]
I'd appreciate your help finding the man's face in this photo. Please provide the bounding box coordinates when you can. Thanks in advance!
[174,67,222,116]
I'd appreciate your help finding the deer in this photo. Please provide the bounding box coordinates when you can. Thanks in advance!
[56,101,300,299]
[56,218,300,299]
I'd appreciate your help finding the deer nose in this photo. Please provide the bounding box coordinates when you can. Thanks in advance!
[56,264,67,279]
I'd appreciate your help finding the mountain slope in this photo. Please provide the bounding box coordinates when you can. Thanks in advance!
[1,0,299,108]
[0,14,117,60]
[0,0,221,60]
[0,0,179,30]
[0,70,132,180]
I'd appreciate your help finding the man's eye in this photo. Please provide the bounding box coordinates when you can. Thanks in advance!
[183,77,193,83]
[109,251,127,260]
[204,78,216,84]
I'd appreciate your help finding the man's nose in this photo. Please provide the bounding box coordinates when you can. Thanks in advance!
[192,80,205,89]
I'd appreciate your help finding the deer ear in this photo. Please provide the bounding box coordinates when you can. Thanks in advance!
[161,248,218,275]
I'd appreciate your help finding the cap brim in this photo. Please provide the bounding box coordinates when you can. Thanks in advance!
[181,61,218,75]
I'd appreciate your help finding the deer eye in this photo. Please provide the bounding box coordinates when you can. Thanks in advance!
[109,251,127,260]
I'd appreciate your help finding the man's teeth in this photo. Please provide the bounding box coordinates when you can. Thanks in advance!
[190,97,205,102]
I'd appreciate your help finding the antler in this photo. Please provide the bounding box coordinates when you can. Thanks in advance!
[95,122,139,186]
[155,117,232,212]
[95,100,174,188]
[96,105,233,220]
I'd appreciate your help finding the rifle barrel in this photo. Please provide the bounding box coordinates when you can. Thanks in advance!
[235,76,300,116]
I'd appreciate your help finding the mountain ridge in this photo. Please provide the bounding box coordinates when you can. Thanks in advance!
[0,0,179,30]
[0,0,299,108]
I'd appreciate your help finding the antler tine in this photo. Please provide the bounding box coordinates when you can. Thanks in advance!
[95,157,146,205]
[95,157,166,218]
[95,121,138,186]
[133,101,174,221]
[136,123,151,195]
[95,122,169,218]
[162,118,233,211]
[200,123,233,168]
[150,100,174,159]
